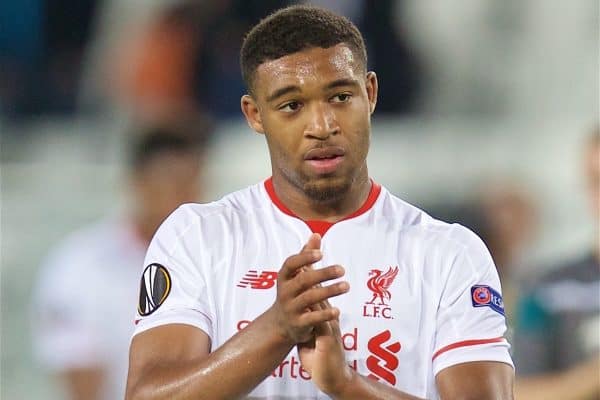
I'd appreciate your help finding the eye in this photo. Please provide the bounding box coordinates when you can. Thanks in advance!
[331,93,352,103]
[279,101,302,113]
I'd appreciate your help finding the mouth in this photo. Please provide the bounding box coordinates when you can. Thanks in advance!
[304,147,345,174]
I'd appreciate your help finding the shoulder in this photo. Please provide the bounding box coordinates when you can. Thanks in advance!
[153,182,268,245]
[170,181,267,224]
[380,187,488,256]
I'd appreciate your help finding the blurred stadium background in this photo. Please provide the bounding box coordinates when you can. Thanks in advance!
[1,0,598,398]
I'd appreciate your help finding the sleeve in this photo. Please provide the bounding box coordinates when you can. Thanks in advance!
[132,205,215,341]
[31,244,105,370]
[432,226,514,376]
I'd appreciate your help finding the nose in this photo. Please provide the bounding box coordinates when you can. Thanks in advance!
[304,102,339,139]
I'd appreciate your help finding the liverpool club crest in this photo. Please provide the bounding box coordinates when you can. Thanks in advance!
[363,266,399,319]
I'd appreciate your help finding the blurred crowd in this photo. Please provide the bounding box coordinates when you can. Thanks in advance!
[1,0,598,399]
[1,0,422,122]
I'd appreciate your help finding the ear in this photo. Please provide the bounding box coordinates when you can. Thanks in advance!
[365,71,378,115]
[241,94,265,134]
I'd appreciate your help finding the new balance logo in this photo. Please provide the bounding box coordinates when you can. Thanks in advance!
[237,270,278,289]
[367,330,401,385]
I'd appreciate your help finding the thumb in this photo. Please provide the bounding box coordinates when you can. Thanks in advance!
[302,233,321,252]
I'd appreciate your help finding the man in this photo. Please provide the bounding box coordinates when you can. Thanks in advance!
[513,129,600,400]
[32,119,209,400]
[126,6,514,399]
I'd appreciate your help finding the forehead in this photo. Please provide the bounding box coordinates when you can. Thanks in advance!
[254,44,360,97]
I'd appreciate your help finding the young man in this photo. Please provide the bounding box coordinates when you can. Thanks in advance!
[126,6,514,399]
[32,120,209,400]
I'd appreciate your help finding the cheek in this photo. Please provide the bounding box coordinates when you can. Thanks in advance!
[263,120,302,156]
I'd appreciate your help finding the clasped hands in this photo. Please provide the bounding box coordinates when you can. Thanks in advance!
[270,233,354,397]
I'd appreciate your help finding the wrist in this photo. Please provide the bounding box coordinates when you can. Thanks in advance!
[323,365,355,399]
[263,305,296,347]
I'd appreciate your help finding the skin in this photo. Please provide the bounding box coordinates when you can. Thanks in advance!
[59,368,105,400]
[62,150,202,400]
[585,135,600,259]
[242,44,375,221]
[126,44,514,399]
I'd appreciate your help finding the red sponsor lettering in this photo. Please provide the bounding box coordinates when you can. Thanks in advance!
[366,330,401,385]
[342,327,358,351]
[236,322,363,381]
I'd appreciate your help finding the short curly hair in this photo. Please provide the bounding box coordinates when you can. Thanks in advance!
[240,5,368,93]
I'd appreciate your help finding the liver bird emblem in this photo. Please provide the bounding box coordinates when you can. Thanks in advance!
[366,266,399,305]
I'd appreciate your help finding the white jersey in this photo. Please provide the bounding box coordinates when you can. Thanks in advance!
[133,179,513,399]
[32,218,146,400]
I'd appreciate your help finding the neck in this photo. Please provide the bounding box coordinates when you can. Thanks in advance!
[271,170,371,222]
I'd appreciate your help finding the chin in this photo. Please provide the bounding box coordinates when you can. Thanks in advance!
[303,175,352,203]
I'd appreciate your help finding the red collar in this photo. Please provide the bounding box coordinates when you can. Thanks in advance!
[264,177,381,236]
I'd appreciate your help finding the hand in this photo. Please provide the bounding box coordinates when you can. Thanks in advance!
[269,233,349,345]
[297,300,353,397]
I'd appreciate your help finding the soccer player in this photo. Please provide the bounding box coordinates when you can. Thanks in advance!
[126,6,514,399]
[32,119,209,400]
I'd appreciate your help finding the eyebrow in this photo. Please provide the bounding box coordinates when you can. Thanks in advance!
[265,78,360,103]
[325,78,360,91]
[266,85,301,103]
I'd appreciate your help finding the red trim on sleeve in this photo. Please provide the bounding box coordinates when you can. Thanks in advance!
[432,337,506,361]
[264,177,382,236]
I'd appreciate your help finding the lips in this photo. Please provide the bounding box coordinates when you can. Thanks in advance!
[304,146,345,174]
[304,146,345,161]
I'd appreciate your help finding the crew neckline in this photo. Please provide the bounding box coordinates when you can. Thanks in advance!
[264,177,382,236]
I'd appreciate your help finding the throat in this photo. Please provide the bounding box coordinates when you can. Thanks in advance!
[268,174,373,223]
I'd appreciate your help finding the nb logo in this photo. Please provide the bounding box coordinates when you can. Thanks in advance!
[367,330,401,385]
[237,270,278,289]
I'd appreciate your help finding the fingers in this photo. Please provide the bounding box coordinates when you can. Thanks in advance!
[292,280,349,312]
[283,233,322,278]
[279,233,321,277]
[291,265,345,295]
[302,233,321,252]
[272,234,348,344]
[297,306,340,327]
[309,299,342,337]
[279,250,323,280]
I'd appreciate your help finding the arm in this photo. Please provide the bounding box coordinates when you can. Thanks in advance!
[298,313,513,399]
[339,360,513,400]
[126,234,350,400]
[126,314,290,400]
[59,367,105,400]
[436,361,514,400]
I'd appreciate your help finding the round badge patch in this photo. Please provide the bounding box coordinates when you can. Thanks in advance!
[138,263,172,316]
[472,286,491,305]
